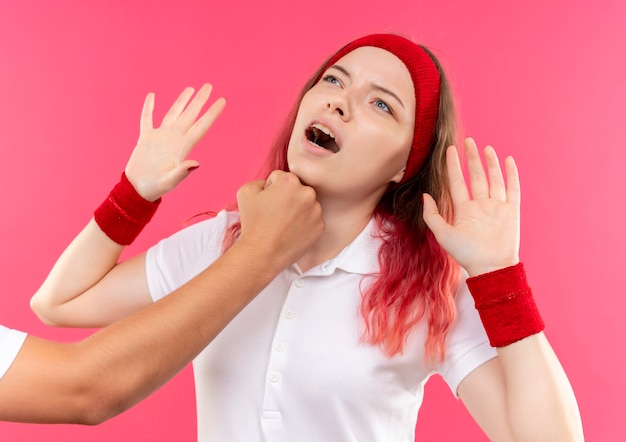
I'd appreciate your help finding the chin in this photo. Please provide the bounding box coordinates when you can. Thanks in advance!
[287,165,310,186]
[286,165,318,190]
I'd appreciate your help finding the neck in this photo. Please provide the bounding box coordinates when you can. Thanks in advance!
[296,192,380,272]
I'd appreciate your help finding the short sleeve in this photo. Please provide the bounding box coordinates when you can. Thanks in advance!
[145,210,238,302]
[436,277,497,396]
[0,325,27,380]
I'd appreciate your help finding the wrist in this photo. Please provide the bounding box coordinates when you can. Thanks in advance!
[466,258,520,278]
[124,172,162,202]
[94,172,161,245]
[466,262,545,347]
[226,238,286,280]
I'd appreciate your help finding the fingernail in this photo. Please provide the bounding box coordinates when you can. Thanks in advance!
[188,166,200,172]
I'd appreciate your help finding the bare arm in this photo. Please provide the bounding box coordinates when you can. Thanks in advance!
[31,220,150,327]
[458,334,583,441]
[31,84,226,326]
[423,138,584,441]
[1,171,323,424]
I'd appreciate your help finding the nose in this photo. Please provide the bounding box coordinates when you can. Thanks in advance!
[326,93,350,119]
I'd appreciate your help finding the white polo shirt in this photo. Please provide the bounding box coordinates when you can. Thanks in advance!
[0,325,27,380]
[146,210,496,442]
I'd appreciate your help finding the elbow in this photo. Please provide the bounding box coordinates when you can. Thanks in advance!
[65,377,130,425]
[30,289,64,326]
[69,399,125,426]
[29,294,55,326]
[65,344,140,425]
[75,399,125,426]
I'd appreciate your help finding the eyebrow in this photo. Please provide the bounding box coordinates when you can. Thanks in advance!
[328,64,406,109]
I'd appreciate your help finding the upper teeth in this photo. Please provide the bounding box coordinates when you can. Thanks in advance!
[311,123,335,140]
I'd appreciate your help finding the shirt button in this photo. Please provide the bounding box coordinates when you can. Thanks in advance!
[275,342,286,352]
[284,309,295,319]
[269,372,281,383]
[295,278,304,288]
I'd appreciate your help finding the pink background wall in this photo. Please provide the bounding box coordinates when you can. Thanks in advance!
[1,0,624,440]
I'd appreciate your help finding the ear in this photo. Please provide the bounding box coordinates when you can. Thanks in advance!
[390,167,406,184]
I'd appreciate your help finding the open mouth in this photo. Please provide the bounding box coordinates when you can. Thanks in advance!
[305,123,339,153]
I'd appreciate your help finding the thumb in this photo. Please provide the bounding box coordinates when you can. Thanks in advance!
[422,193,448,236]
[237,179,265,204]
[168,160,201,183]
[264,169,291,189]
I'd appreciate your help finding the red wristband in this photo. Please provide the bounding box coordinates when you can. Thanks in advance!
[94,172,161,245]
[466,263,545,347]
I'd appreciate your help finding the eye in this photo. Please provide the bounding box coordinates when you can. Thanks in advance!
[322,74,341,86]
[374,99,392,115]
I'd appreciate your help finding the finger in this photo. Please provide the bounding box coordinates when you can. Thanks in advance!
[264,170,285,189]
[484,145,506,201]
[183,97,227,156]
[505,156,521,206]
[177,83,214,132]
[139,92,155,133]
[165,160,201,183]
[247,179,266,192]
[422,193,450,238]
[263,171,310,200]
[160,87,195,128]
[239,179,265,196]
[262,170,296,193]
[236,179,265,207]
[266,170,288,185]
[446,145,470,205]
[465,137,489,200]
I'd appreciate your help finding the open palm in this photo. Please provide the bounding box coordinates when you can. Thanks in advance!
[125,84,226,201]
[423,138,521,277]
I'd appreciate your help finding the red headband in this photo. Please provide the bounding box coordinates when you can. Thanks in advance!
[318,34,441,183]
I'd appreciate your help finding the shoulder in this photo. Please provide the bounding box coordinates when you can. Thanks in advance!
[159,210,239,248]
[145,210,241,300]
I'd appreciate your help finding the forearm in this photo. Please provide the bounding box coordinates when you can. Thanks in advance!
[466,264,584,441]
[75,239,281,420]
[30,219,125,324]
[32,169,160,325]
[497,333,584,441]
[0,239,280,424]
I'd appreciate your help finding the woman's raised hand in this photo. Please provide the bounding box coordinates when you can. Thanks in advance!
[125,84,226,201]
[423,138,521,277]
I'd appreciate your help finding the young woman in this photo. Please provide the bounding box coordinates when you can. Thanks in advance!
[31,34,584,441]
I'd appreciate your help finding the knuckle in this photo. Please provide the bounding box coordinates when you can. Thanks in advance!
[283,172,298,185]
[301,185,315,198]
[270,170,286,180]
[236,184,248,199]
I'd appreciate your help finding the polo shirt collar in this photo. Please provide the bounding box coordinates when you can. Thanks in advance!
[311,216,382,276]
